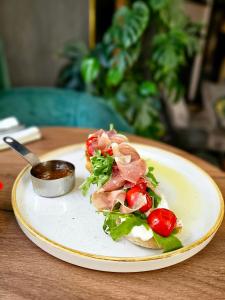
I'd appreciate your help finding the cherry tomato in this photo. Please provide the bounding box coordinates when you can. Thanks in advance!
[126,186,152,212]
[102,146,113,156]
[126,186,142,208]
[147,208,177,237]
[136,177,147,193]
[86,136,98,156]
[86,137,113,157]
[139,193,152,213]
[0,181,3,190]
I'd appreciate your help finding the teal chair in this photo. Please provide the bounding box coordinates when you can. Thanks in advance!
[0,40,133,133]
[0,88,133,132]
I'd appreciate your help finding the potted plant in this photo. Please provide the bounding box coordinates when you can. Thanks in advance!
[57,0,200,139]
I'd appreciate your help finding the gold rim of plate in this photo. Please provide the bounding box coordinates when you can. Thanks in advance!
[12,143,224,262]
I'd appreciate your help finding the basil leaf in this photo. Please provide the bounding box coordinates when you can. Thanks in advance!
[80,151,114,195]
[146,166,159,188]
[153,232,183,253]
[103,211,148,241]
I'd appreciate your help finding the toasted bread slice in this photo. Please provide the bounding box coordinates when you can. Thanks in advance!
[126,236,160,249]
[85,152,92,173]
[126,224,182,249]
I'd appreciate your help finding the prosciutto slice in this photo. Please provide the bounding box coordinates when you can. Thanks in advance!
[109,133,128,144]
[88,129,127,154]
[92,190,126,211]
[102,165,126,192]
[113,143,147,184]
[92,189,147,214]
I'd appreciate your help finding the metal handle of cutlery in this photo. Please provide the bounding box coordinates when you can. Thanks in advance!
[3,136,40,166]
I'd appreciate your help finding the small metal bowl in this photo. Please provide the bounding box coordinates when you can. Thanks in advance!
[30,160,75,198]
[3,137,75,198]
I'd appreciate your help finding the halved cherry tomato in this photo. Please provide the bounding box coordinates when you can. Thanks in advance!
[86,137,113,157]
[139,193,152,213]
[147,208,177,237]
[102,146,113,156]
[136,177,147,193]
[126,186,142,208]
[86,136,98,156]
[126,186,152,212]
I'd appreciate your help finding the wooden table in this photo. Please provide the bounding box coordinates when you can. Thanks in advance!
[0,127,225,299]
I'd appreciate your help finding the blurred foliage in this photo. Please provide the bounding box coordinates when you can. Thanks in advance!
[57,0,200,138]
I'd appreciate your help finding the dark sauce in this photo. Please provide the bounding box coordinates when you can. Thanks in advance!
[31,161,73,180]
[35,168,73,180]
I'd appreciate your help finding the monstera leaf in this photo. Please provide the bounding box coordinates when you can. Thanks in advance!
[148,0,170,11]
[104,1,149,49]
[109,42,141,74]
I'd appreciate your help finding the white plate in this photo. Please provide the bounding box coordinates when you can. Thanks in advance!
[12,143,224,272]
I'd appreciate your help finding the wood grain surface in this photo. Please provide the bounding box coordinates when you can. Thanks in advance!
[0,127,225,299]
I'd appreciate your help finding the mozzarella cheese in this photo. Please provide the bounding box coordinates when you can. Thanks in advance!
[127,224,154,241]
[127,193,169,241]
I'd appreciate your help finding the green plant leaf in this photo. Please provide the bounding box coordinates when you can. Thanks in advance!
[153,232,183,252]
[106,67,124,87]
[81,57,100,83]
[60,41,88,60]
[139,81,158,96]
[104,1,149,49]
[148,0,169,11]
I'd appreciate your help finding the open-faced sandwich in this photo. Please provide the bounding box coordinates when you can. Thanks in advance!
[80,126,183,252]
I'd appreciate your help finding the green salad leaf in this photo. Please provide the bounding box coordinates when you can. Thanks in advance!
[148,189,161,208]
[103,211,149,241]
[153,232,183,253]
[146,166,159,188]
[80,150,114,195]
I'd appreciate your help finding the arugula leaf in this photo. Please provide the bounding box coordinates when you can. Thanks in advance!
[133,210,148,220]
[103,211,149,241]
[148,189,161,208]
[153,232,183,253]
[146,166,159,188]
[80,176,93,196]
[80,151,114,195]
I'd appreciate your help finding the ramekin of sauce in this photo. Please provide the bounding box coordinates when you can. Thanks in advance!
[30,160,75,197]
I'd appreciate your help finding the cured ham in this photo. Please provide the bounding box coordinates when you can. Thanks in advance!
[92,190,126,211]
[88,129,128,155]
[92,189,147,214]
[112,143,147,184]
[101,165,126,192]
